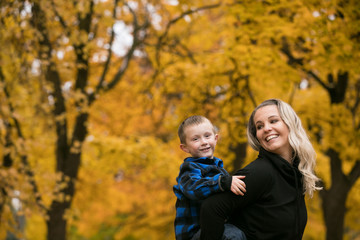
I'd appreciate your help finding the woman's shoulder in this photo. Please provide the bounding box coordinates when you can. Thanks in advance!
[248,156,274,170]
[234,157,275,178]
[233,157,276,193]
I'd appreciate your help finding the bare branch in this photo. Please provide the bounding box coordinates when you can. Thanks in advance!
[95,0,119,96]
[50,0,69,34]
[155,3,221,67]
[280,37,329,91]
[101,2,150,92]
[163,3,221,41]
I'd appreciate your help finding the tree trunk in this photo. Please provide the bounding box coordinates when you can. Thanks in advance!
[320,148,352,240]
[46,110,87,240]
[321,189,348,240]
[230,142,247,174]
[46,201,68,240]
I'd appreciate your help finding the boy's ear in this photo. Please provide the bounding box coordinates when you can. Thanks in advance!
[215,134,219,142]
[180,144,190,153]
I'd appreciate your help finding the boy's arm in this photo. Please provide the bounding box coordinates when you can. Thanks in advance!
[177,162,231,200]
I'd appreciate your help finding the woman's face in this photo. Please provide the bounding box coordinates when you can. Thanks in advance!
[254,105,293,162]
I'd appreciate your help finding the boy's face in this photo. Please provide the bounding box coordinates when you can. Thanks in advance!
[180,121,218,159]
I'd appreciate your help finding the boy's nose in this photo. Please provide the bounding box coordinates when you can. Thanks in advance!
[200,138,208,145]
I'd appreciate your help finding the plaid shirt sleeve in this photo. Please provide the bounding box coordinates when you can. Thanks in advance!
[176,161,228,201]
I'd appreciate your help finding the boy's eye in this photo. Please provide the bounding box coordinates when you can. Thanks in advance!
[270,119,279,123]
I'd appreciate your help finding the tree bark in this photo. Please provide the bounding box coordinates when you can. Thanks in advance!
[320,148,351,240]
[46,201,68,240]
[230,142,247,174]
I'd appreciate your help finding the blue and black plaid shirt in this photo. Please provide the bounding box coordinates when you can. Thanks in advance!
[173,156,231,240]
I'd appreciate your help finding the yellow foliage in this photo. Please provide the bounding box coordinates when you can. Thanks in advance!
[1,0,359,239]
[67,135,179,239]
[25,214,47,240]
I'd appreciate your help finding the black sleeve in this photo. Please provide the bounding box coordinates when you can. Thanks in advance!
[219,174,232,191]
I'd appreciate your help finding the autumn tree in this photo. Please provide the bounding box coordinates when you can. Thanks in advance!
[1,0,155,239]
[1,0,360,239]
[136,0,360,239]
[0,0,227,239]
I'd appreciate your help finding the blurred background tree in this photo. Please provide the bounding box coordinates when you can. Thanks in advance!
[0,0,359,240]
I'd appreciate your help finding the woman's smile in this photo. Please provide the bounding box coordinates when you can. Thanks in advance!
[254,105,292,162]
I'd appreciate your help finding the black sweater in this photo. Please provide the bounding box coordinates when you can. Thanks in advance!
[200,148,307,240]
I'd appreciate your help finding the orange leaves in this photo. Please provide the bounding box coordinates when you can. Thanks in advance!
[66,135,178,239]
[1,0,359,239]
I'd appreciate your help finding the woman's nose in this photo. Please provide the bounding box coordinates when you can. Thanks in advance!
[264,123,272,131]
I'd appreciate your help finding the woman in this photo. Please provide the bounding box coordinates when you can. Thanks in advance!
[199,99,322,240]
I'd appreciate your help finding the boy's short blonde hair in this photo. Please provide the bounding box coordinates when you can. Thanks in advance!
[178,116,216,144]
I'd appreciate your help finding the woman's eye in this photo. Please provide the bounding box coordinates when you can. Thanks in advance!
[256,125,263,130]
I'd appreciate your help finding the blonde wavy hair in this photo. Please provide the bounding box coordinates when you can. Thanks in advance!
[247,99,322,197]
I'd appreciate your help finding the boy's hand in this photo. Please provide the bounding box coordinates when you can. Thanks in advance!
[230,176,246,196]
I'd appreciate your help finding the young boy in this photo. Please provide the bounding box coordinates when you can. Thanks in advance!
[173,115,246,240]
